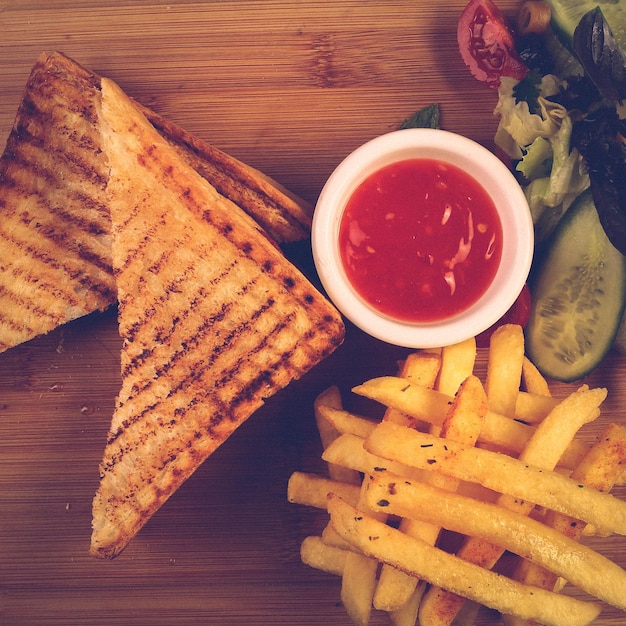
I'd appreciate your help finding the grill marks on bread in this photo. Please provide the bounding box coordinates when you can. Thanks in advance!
[136,101,313,243]
[90,77,343,558]
[0,53,115,352]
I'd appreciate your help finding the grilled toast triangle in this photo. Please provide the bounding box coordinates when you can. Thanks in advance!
[90,76,344,559]
[0,52,115,353]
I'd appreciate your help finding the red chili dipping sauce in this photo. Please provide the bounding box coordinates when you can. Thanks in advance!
[339,158,503,323]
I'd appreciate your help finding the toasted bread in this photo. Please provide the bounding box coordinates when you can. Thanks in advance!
[0,52,313,353]
[89,77,344,558]
[0,52,115,353]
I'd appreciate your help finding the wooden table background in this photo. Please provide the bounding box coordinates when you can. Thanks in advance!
[1,1,625,624]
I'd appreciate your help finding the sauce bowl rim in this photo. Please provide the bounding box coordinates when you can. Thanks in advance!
[312,128,534,349]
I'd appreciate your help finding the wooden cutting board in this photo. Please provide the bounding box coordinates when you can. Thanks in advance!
[1,1,624,624]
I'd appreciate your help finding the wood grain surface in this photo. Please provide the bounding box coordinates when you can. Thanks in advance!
[0,1,624,624]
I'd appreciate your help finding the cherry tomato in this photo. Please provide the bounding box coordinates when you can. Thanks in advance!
[458,0,529,88]
[476,283,531,347]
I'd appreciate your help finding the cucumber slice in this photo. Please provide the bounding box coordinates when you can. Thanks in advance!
[545,0,626,51]
[526,190,626,381]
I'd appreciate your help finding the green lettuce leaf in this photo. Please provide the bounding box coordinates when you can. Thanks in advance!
[493,75,564,159]
[494,75,590,242]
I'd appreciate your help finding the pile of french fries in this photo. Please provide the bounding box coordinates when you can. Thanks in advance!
[288,324,626,626]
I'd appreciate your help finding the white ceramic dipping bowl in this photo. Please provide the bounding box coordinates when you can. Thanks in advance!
[312,128,534,349]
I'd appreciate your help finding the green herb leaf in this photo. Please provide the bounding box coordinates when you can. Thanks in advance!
[512,68,543,114]
[571,106,626,254]
[573,7,626,103]
[399,103,440,129]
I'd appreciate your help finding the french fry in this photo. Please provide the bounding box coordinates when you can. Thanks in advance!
[516,384,604,466]
[615,469,626,487]
[514,391,558,424]
[341,549,378,626]
[327,494,602,626]
[365,471,626,610]
[436,374,488,447]
[364,421,626,537]
[373,517,436,613]
[314,385,343,448]
[287,471,358,552]
[320,431,429,619]
[399,350,442,388]
[437,337,476,396]
[485,324,524,417]
[419,591,484,626]
[570,422,626,492]
[521,355,551,396]
[300,535,347,576]
[388,587,426,626]
[317,405,377,439]
[383,350,441,429]
[354,377,451,425]
[287,471,360,509]
[340,480,387,626]
[321,520,353,551]
[314,386,361,485]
